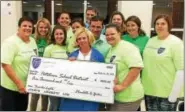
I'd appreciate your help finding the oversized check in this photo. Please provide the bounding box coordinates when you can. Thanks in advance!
[26,56,116,104]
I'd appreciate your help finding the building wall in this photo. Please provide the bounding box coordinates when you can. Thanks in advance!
[1,1,22,43]
[1,1,183,42]
[118,1,153,37]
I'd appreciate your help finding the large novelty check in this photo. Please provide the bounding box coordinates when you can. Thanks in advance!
[26,56,116,104]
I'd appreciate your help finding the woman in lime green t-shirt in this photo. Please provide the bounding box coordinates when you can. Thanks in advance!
[105,24,144,111]
[122,16,149,111]
[1,17,37,111]
[57,11,74,53]
[43,25,68,111]
[122,15,149,56]
[142,14,184,111]
[30,18,51,111]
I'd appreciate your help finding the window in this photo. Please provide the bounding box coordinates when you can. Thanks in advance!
[151,0,184,39]
[22,0,45,25]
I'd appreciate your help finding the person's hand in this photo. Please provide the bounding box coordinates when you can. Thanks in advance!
[68,57,76,61]
[16,81,26,94]
[114,77,118,85]
[113,84,125,93]
[168,96,177,103]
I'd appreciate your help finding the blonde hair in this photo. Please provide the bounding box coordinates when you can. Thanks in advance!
[34,18,51,44]
[74,27,95,47]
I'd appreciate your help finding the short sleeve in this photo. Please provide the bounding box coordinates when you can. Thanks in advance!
[124,45,144,68]
[172,40,184,70]
[1,41,18,65]
[43,46,51,58]
[141,36,149,55]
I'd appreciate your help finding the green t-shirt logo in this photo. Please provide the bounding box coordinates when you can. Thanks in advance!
[157,47,165,54]
[110,55,116,63]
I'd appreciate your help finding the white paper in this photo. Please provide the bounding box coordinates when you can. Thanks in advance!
[26,56,116,104]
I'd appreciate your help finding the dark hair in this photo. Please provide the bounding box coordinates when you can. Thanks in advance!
[71,18,85,27]
[154,14,173,32]
[105,23,122,33]
[90,16,104,26]
[109,11,126,33]
[126,15,146,36]
[86,7,98,15]
[50,25,67,46]
[18,16,33,27]
[58,11,71,20]
[110,11,125,24]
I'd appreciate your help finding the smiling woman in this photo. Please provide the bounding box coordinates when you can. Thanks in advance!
[17,19,33,42]
[43,25,68,111]
[57,11,74,54]
[59,27,104,111]
[142,14,184,111]
[74,27,95,54]
[105,23,144,111]
[109,11,126,35]
[0,17,38,111]
[29,18,51,111]
[122,15,149,56]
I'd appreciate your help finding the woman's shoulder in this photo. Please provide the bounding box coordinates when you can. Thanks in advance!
[30,35,37,41]
[5,34,27,45]
[165,34,183,48]
[122,34,129,37]
[138,35,150,43]
[30,34,35,38]
[140,35,149,39]
[147,35,158,43]
[121,40,134,46]
[45,44,54,50]
[168,34,183,42]
[91,48,102,55]
[121,40,139,51]
[2,34,19,48]
[91,48,104,61]
[69,49,79,57]
[121,34,129,39]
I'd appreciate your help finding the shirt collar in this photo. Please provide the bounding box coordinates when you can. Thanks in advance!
[94,34,106,44]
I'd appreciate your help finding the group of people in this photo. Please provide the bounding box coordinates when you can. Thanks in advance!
[0,7,184,111]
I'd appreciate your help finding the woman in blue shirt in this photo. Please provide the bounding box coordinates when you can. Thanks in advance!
[59,27,104,111]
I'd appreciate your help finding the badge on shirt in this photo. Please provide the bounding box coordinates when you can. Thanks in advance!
[32,58,41,69]
[157,47,165,54]
[110,55,116,63]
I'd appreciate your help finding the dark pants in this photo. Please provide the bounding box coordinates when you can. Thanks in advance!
[145,95,178,111]
[0,86,28,111]
[178,102,184,111]
[0,86,2,111]
[30,94,48,111]
[98,103,111,111]
[49,96,60,111]
[137,106,141,111]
